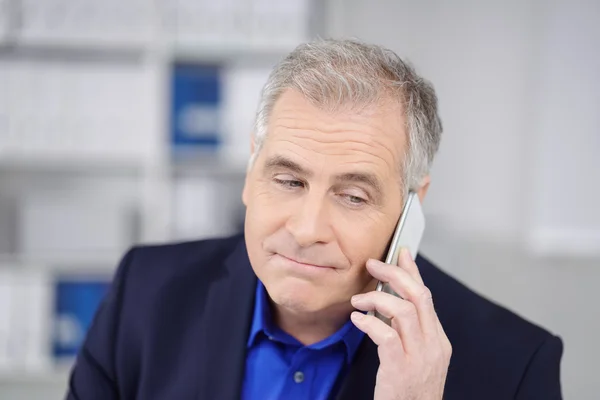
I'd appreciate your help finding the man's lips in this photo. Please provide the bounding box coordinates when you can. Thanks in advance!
[276,253,334,269]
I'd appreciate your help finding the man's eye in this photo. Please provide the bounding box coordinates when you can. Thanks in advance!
[345,195,366,205]
[274,178,304,188]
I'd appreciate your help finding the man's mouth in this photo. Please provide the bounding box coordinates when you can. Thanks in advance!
[276,253,334,269]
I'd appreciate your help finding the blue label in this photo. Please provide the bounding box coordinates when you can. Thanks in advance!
[171,64,222,149]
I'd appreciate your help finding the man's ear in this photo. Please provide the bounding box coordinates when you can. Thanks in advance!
[242,172,249,206]
[415,175,431,204]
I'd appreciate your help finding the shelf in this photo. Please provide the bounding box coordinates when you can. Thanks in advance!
[0,252,122,275]
[0,151,252,178]
[0,364,72,385]
[0,39,148,63]
[0,38,296,65]
[171,42,296,65]
[0,152,146,175]
[170,152,248,178]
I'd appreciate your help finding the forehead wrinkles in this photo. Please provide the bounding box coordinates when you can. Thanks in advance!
[269,118,404,179]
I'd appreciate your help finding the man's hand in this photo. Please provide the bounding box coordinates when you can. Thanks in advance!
[350,248,452,400]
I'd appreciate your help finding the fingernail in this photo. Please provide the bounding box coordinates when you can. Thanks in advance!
[351,294,363,304]
[366,258,382,268]
[401,247,412,263]
[350,311,364,321]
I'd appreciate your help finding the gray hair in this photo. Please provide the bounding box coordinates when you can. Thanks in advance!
[250,38,443,191]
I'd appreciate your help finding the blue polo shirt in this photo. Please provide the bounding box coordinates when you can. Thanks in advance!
[242,280,365,400]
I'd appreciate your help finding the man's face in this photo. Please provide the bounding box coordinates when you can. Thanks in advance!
[243,89,407,316]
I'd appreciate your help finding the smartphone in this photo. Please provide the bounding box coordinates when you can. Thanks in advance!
[369,191,426,324]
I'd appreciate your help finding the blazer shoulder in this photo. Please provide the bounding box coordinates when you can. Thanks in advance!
[417,254,558,360]
[129,234,242,270]
[118,234,244,300]
[417,255,563,397]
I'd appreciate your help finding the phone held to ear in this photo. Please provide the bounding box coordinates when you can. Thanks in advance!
[368,191,426,325]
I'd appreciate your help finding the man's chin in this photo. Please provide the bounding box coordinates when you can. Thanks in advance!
[266,278,328,314]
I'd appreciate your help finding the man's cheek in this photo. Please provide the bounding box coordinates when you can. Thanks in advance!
[253,186,291,208]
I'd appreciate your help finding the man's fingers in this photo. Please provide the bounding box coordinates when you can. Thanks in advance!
[350,312,405,355]
[398,247,424,285]
[366,258,438,338]
[352,291,421,352]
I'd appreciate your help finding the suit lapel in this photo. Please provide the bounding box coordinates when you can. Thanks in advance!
[198,237,257,400]
[335,337,379,400]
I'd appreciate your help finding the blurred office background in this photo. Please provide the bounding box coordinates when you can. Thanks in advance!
[0,0,598,398]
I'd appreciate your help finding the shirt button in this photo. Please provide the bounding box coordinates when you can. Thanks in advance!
[293,371,304,383]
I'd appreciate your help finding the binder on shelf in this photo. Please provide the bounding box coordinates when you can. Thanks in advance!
[0,0,10,44]
[0,270,11,371]
[52,276,111,359]
[171,64,222,151]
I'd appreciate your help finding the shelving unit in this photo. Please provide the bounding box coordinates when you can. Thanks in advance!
[0,0,322,397]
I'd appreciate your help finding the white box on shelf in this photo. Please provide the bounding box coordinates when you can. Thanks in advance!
[172,176,244,241]
[18,194,131,263]
[161,0,310,50]
[250,0,310,46]
[18,0,154,49]
[8,269,53,371]
[173,177,221,240]
[0,59,155,164]
[220,65,271,167]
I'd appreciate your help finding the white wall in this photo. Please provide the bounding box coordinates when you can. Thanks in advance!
[527,0,600,256]
[325,0,600,253]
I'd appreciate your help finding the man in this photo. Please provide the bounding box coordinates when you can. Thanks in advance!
[67,39,563,399]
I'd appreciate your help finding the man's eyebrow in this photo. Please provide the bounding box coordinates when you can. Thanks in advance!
[334,172,384,198]
[264,155,384,197]
[263,155,312,176]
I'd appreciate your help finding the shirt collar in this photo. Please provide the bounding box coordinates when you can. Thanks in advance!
[247,280,365,364]
[247,279,276,348]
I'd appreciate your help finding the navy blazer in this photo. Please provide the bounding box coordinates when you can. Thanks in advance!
[66,234,563,399]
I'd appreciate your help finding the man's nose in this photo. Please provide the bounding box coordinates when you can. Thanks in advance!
[285,193,333,247]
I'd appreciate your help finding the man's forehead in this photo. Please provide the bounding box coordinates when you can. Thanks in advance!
[264,90,407,182]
